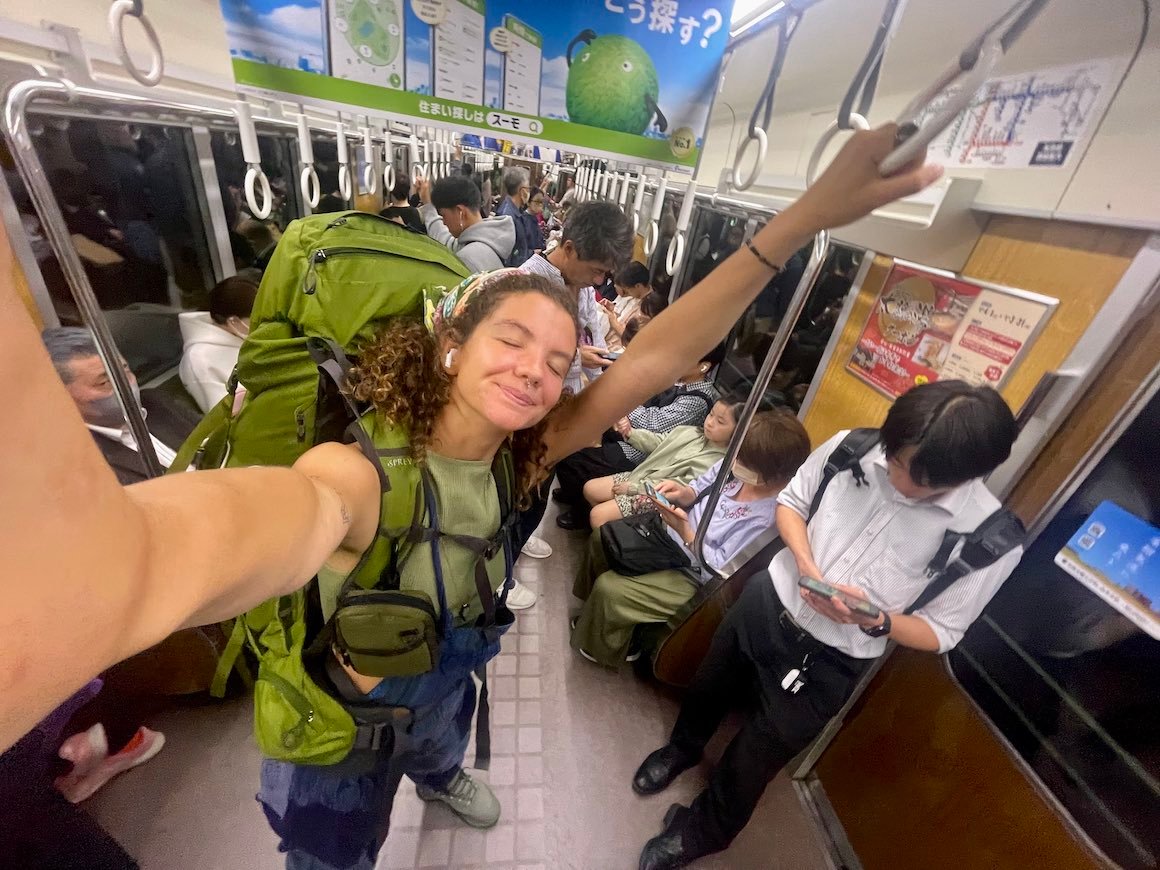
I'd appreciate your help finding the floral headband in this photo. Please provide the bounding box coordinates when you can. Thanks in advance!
[423,268,529,336]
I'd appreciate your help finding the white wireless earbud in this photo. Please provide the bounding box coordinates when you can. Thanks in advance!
[444,349,457,369]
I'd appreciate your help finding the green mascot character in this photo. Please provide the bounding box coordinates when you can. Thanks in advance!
[565,30,668,135]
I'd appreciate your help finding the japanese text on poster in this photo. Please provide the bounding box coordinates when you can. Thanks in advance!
[219,0,734,169]
[847,263,1055,399]
[1055,501,1160,641]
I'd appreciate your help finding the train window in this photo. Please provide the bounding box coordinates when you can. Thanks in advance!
[13,116,217,382]
[948,390,1160,870]
[673,205,863,411]
[210,129,296,267]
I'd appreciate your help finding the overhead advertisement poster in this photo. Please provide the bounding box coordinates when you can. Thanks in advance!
[219,0,735,170]
[847,262,1056,399]
[1055,501,1160,641]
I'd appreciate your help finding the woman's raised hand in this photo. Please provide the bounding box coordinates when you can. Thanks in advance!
[786,125,944,234]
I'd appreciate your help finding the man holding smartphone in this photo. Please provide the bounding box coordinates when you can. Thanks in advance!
[633,380,1025,870]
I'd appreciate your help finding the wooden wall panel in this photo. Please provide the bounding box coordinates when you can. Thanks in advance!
[960,216,1149,412]
[816,650,1101,870]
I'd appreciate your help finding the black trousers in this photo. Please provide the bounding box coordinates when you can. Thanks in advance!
[554,442,637,513]
[670,574,870,854]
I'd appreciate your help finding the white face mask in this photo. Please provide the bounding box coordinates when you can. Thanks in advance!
[732,462,762,486]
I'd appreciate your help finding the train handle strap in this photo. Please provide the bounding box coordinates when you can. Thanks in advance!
[880,0,1049,176]
[838,0,909,130]
[108,0,164,87]
[245,165,273,220]
[732,10,802,191]
[806,113,870,188]
[300,165,320,209]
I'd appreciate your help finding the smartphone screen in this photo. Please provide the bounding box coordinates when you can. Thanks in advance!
[644,481,672,507]
[797,577,881,619]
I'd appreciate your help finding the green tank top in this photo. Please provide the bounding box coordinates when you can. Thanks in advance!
[319,450,507,627]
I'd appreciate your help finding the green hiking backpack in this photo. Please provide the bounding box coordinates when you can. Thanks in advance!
[170,211,496,769]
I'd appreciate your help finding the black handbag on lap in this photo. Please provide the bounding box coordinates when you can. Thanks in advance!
[600,512,693,576]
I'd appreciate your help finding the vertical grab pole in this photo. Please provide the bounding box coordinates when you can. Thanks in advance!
[2,80,162,477]
[692,231,831,571]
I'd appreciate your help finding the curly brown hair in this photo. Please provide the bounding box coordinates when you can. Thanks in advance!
[349,271,580,509]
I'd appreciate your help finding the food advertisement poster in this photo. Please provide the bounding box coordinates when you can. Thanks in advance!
[1055,501,1160,641]
[847,262,1056,398]
[219,0,735,170]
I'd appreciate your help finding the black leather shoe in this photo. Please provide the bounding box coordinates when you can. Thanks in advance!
[639,804,698,870]
[556,511,588,531]
[633,744,700,796]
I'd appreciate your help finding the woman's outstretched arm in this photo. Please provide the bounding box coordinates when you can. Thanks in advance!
[544,125,942,464]
[0,231,377,752]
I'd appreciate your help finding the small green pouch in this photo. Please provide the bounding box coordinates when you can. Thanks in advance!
[333,589,440,678]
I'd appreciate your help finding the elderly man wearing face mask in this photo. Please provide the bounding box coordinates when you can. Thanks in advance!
[43,327,182,485]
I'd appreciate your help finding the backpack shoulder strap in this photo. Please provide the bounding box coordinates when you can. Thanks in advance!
[807,428,880,522]
[343,413,425,594]
[905,508,1026,614]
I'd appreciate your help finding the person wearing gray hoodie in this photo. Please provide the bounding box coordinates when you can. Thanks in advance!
[417,175,516,273]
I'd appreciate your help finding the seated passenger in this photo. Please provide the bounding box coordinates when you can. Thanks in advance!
[380,177,425,234]
[633,381,1023,870]
[597,261,652,351]
[43,327,181,484]
[417,175,516,272]
[582,398,742,529]
[571,409,811,667]
[554,341,727,530]
[178,274,259,413]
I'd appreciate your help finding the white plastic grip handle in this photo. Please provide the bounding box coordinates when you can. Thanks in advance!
[602,170,613,200]
[296,114,320,208]
[806,112,870,187]
[235,101,261,165]
[631,172,647,233]
[108,0,164,87]
[675,179,697,232]
[245,165,272,220]
[666,232,686,277]
[880,39,1002,176]
[644,220,660,257]
[383,130,395,191]
[336,122,352,200]
[731,128,768,191]
[618,173,631,208]
[649,177,668,222]
[360,127,377,195]
[296,114,315,164]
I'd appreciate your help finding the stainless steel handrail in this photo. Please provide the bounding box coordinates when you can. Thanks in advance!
[3,76,161,475]
[691,230,830,573]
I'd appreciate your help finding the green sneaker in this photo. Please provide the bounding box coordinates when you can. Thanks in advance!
[415,769,501,828]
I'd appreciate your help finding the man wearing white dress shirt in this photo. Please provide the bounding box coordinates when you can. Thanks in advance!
[43,327,178,485]
[633,380,1024,869]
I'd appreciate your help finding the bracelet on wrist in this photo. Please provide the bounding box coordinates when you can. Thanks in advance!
[745,238,783,272]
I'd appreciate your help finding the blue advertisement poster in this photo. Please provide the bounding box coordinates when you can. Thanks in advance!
[219,0,734,169]
[1055,500,1160,640]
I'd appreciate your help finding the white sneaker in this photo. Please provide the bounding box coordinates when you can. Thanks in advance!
[415,769,501,828]
[504,579,538,610]
[520,536,552,559]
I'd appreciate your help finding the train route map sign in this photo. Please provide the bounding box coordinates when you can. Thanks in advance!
[917,58,1120,169]
[847,262,1056,399]
[218,0,735,170]
[1055,501,1160,641]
